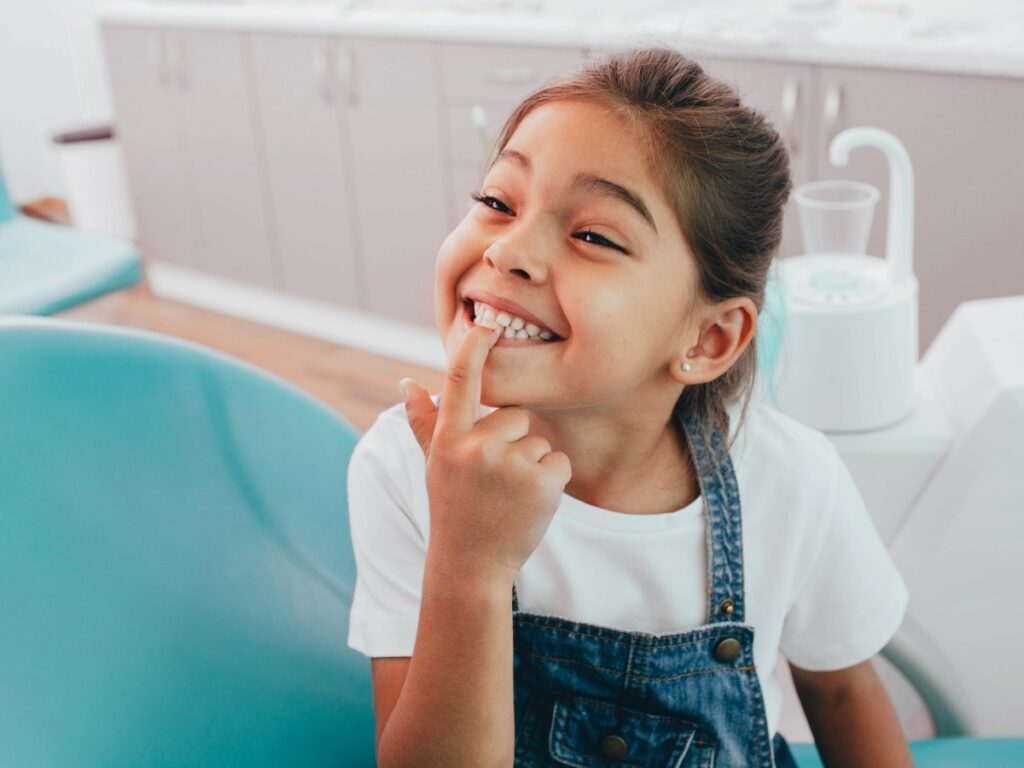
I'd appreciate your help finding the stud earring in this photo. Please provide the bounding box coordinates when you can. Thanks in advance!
[681,362,692,372]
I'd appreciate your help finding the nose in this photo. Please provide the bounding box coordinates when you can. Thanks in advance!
[482,219,553,282]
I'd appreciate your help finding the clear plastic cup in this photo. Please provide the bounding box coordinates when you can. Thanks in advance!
[793,179,879,256]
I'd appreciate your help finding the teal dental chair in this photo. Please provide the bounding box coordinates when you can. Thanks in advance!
[0,316,374,767]
[0,161,142,314]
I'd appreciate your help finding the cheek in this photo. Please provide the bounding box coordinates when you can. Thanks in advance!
[434,236,458,329]
[571,283,635,335]
[436,224,481,283]
[433,231,468,320]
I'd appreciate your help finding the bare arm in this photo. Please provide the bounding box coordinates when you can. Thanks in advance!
[376,321,569,767]
[790,659,914,768]
[375,548,516,768]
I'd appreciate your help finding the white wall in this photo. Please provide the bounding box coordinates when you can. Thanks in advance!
[0,0,112,204]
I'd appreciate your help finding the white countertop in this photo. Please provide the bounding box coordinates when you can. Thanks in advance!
[95,0,1024,79]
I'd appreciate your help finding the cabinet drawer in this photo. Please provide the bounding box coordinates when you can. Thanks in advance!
[439,42,586,103]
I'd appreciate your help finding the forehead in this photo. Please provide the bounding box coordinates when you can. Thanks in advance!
[501,99,654,185]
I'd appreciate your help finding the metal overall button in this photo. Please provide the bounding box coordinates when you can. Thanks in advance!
[717,597,735,617]
[598,734,628,760]
[713,637,741,663]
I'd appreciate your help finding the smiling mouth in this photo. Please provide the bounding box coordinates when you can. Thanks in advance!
[461,300,565,345]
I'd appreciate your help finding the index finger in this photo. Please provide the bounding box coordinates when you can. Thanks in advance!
[437,321,503,433]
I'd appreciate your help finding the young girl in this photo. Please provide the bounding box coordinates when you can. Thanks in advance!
[346,46,912,768]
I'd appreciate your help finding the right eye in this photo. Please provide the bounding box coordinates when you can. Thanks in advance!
[470,191,512,214]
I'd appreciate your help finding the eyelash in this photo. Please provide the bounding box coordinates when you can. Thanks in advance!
[469,191,628,254]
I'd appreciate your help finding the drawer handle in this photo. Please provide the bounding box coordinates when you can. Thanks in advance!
[780,77,800,158]
[337,47,356,106]
[483,66,537,85]
[312,42,333,103]
[471,105,492,160]
[169,34,188,91]
[823,81,844,152]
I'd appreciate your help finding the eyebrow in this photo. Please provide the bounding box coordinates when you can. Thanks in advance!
[491,148,658,236]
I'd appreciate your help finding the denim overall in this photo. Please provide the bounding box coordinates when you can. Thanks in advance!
[510,405,799,767]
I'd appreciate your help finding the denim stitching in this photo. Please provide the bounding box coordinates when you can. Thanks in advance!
[562,695,701,724]
[550,696,699,768]
[514,615,754,650]
[516,646,756,681]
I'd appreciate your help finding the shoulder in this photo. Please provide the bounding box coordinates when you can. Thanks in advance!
[728,398,853,554]
[347,398,434,540]
[730,397,839,484]
[348,398,428,493]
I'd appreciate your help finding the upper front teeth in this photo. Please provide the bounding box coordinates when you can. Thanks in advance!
[473,302,555,341]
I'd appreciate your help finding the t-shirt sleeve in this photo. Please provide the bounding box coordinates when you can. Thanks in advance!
[779,439,909,671]
[345,412,426,658]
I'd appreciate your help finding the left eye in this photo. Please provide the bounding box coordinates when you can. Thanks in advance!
[469,191,627,254]
[470,192,512,214]
[574,230,626,253]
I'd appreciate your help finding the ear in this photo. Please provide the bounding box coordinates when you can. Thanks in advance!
[669,297,758,385]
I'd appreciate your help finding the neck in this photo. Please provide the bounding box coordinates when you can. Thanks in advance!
[523,385,698,515]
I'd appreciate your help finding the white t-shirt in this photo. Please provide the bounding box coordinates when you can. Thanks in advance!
[346,394,909,739]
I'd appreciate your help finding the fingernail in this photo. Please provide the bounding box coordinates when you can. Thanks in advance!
[399,378,413,400]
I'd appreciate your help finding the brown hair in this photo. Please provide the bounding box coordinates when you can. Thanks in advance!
[483,45,792,467]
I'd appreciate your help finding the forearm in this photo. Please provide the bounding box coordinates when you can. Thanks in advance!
[800,667,914,768]
[376,547,515,768]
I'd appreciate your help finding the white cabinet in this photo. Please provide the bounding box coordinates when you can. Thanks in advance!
[252,35,451,327]
[178,29,278,289]
[344,38,449,328]
[102,26,200,271]
[104,26,278,289]
[248,32,364,309]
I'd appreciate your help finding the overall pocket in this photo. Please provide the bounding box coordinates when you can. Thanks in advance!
[547,693,712,768]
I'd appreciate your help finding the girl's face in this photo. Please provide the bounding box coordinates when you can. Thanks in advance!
[435,98,701,410]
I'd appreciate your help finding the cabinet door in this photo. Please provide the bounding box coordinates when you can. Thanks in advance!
[693,56,818,261]
[102,25,200,269]
[815,66,1024,351]
[344,39,449,328]
[175,29,277,289]
[248,32,363,309]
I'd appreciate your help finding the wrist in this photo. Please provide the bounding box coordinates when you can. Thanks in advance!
[424,544,517,597]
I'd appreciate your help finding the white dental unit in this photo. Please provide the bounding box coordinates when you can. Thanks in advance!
[770,127,1024,740]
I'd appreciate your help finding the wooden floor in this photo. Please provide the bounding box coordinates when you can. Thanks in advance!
[54,262,446,433]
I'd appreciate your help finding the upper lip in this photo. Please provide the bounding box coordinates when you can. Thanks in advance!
[462,290,563,338]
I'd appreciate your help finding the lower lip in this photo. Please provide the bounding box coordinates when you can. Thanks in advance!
[461,303,558,347]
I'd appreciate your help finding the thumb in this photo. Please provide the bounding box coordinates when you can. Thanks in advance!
[400,377,438,458]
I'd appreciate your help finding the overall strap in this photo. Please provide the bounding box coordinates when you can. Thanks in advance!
[678,405,746,625]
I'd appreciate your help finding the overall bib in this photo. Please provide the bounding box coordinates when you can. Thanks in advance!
[510,406,800,768]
